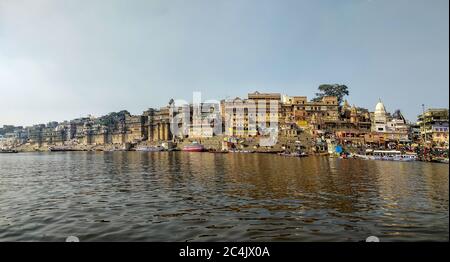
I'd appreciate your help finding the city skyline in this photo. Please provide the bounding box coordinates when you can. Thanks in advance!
[0,90,440,128]
[0,0,449,126]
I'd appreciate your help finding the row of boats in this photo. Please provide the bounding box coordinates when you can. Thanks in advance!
[136,144,258,153]
[352,150,418,162]
[136,143,311,158]
[0,149,18,153]
[135,142,206,152]
[348,150,448,163]
[278,151,309,157]
[4,144,449,164]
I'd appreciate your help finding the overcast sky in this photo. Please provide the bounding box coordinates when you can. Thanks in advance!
[0,0,448,126]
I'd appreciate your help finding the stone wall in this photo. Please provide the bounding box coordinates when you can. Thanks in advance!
[112,134,125,144]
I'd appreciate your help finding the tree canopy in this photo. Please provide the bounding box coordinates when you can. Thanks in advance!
[313,84,349,105]
[97,110,130,127]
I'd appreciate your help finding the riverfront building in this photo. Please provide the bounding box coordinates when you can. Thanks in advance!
[417,108,449,147]
[2,91,448,152]
[365,100,410,145]
[143,104,175,142]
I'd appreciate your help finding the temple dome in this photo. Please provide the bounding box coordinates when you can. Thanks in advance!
[375,100,386,114]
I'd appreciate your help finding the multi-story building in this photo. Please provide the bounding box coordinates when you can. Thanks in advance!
[285,96,340,131]
[247,91,283,128]
[189,102,221,138]
[0,125,16,136]
[0,126,27,146]
[409,123,421,143]
[330,102,372,145]
[222,92,282,138]
[124,114,146,143]
[169,101,220,139]
[27,124,45,145]
[417,108,449,147]
[368,100,410,144]
[223,93,349,139]
[148,106,173,142]
[223,97,257,137]
[430,125,449,146]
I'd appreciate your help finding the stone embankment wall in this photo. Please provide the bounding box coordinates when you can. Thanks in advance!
[14,130,316,153]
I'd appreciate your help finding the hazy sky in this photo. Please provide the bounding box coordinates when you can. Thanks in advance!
[0,0,448,126]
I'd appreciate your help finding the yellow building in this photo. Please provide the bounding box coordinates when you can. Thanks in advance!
[417,108,449,147]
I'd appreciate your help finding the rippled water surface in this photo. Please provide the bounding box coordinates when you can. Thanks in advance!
[0,152,448,241]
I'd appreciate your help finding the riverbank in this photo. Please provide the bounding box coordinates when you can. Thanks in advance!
[11,135,312,154]
[7,144,449,164]
[7,135,449,164]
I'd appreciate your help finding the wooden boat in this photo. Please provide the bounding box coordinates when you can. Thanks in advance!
[0,149,18,153]
[182,142,205,152]
[135,146,164,152]
[278,151,308,157]
[48,146,79,152]
[356,150,417,162]
[373,150,417,161]
[229,149,255,153]
[432,157,449,164]
[209,149,228,154]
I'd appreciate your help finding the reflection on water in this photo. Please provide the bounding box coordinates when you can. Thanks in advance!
[0,152,448,241]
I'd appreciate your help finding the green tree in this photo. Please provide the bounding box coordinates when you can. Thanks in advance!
[97,110,130,127]
[313,84,349,105]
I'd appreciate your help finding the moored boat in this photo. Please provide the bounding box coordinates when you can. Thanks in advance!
[356,150,417,162]
[182,142,205,152]
[278,151,308,157]
[0,149,18,153]
[432,157,449,164]
[209,149,228,153]
[135,146,164,152]
[48,146,79,152]
[230,149,255,153]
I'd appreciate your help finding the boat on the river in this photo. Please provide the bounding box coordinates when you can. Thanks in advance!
[135,146,164,152]
[48,146,79,152]
[278,151,308,157]
[208,149,229,154]
[182,142,205,152]
[0,149,18,153]
[229,149,255,153]
[432,157,449,164]
[355,150,417,162]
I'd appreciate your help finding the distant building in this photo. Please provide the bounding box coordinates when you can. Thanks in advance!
[148,105,172,142]
[281,95,339,131]
[247,91,282,133]
[417,108,449,147]
[331,102,372,145]
[223,97,258,137]
[222,92,282,138]
[372,100,389,132]
[125,114,146,143]
[369,100,410,143]
[409,123,421,143]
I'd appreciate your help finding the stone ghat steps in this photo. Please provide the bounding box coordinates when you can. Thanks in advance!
[175,133,314,153]
[12,131,316,153]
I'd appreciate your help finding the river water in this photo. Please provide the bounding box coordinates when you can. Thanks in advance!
[0,152,448,242]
